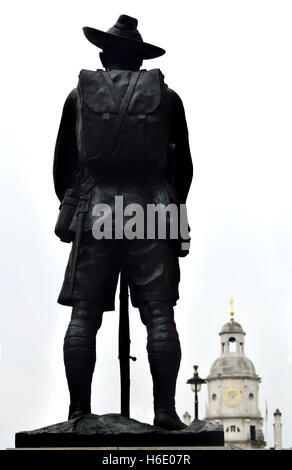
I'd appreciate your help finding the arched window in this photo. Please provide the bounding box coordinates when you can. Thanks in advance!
[237,427,240,432]
[212,393,217,401]
[228,337,236,352]
[226,427,229,432]
[230,425,236,432]
[249,393,254,400]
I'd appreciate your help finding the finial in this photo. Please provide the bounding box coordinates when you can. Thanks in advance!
[193,365,198,375]
[230,298,234,322]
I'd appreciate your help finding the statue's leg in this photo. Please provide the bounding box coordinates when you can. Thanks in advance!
[139,300,186,430]
[63,300,103,419]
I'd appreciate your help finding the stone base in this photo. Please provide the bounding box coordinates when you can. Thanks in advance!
[15,413,224,448]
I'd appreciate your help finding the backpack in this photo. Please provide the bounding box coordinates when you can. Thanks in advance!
[77,68,170,176]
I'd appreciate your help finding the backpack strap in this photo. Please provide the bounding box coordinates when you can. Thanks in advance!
[99,70,119,109]
[107,70,141,159]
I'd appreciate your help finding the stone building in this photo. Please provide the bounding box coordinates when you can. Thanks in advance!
[204,300,265,449]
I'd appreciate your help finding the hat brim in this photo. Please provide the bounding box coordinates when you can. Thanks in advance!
[83,26,165,60]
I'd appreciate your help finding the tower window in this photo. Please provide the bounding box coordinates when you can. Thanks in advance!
[212,393,217,401]
[249,393,254,400]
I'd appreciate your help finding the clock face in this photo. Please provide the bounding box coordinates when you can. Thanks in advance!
[223,387,243,407]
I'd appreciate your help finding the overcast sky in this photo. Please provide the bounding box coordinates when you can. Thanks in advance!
[1,0,292,450]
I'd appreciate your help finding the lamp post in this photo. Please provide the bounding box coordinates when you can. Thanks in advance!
[187,365,206,421]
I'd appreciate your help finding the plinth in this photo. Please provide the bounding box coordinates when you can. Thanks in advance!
[15,413,224,448]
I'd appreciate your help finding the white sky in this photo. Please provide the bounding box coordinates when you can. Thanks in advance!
[1,0,292,449]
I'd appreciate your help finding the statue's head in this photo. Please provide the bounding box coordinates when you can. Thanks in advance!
[83,14,166,70]
[99,46,143,71]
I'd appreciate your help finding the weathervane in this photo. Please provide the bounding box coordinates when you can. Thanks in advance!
[230,298,234,322]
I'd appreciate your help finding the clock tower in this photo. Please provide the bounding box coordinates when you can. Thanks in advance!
[205,300,265,449]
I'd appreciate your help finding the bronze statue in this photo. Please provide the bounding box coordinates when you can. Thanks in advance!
[53,15,193,431]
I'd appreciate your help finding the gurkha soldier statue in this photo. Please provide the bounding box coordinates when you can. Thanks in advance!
[53,15,193,431]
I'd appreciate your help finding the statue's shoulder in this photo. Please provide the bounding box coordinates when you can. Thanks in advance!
[78,68,101,77]
[166,87,186,115]
[151,73,183,107]
[143,68,165,83]
[167,87,182,102]
[61,88,78,114]
[67,88,78,101]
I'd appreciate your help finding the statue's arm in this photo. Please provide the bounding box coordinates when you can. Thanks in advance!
[53,89,79,202]
[167,88,193,204]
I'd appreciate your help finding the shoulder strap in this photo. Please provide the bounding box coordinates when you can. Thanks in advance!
[107,70,141,158]
[100,70,119,109]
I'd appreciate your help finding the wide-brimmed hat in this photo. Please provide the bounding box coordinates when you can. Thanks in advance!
[83,14,165,60]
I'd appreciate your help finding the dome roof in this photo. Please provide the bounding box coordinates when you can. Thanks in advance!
[219,321,245,335]
[208,354,257,379]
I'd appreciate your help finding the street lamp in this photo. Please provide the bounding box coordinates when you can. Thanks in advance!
[187,365,206,420]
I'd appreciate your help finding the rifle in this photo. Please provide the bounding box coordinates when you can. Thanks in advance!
[118,269,136,417]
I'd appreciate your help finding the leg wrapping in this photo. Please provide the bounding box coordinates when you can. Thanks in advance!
[139,301,181,412]
[63,300,103,416]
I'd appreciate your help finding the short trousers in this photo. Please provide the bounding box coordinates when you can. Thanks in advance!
[58,231,180,311]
